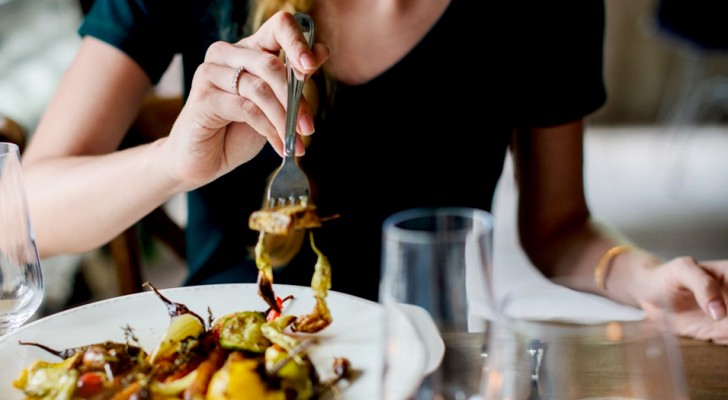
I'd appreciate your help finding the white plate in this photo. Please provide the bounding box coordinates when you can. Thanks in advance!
[0,283,434,399]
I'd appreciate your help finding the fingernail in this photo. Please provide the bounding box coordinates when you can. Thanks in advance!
[298,113,315,135]
[708,300,726,321]
[300,53,316,70]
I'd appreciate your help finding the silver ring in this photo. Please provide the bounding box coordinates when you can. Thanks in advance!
[231,65,244,94]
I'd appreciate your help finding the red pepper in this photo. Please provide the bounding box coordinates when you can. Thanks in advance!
[266,297,285,321]
[266,295,294,321]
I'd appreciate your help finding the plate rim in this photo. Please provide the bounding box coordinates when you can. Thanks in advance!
[0,282,383,345]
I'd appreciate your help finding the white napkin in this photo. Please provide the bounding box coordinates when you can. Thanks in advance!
[497,282,645,324]
[489,150,645,325]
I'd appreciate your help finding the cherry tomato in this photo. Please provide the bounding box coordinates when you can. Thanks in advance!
[76,372,105,397]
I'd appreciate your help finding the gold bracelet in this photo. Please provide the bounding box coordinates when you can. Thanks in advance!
[594,244,637,290]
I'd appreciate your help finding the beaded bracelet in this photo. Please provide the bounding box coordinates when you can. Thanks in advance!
[594,244,637,290]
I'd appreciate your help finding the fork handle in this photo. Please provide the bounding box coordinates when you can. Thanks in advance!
[284,13,316,160]
[284,67,306,159]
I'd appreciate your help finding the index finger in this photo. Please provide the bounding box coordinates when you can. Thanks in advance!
[700,260,728,285]
[673,258,728,321]
[238,11,320,75]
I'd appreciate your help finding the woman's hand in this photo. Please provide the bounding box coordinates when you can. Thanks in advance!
[636,257,728,344]
[162,11,330,191]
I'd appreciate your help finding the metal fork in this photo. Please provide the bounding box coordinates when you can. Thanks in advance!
[265,13,315,208]
[527,338,546,400]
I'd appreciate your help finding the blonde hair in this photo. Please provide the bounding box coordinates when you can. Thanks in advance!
[247,0,315,32]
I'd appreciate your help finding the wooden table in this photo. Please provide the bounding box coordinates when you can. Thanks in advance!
[445,332,728,399]
[679,338,728,400]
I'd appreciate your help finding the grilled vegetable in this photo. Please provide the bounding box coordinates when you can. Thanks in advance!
[14,283,350,399]
[293,232,333,333]
[13,356,79,399]
[215,311,270,353]
[249,203,322,235]
[255,231,281,314]
[207,352,284,400]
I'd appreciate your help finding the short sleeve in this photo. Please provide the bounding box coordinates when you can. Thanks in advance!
[78,0,185,84]
[512,0,607,128]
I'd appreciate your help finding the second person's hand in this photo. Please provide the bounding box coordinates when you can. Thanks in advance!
[635,257,728,344]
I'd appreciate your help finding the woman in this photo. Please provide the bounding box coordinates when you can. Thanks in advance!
[22,0,728,343]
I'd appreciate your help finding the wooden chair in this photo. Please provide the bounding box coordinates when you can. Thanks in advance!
[0,115,27,152]
[109,94,186,294]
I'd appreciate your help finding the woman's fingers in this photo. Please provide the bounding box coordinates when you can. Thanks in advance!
[205,42,287,103]
[667,257,728,321]
[698,260,728,320]
[237,11,326,75]
[203,37,322,150]
[230,60,316,141]
[200,62,285,137]
[182,10,330,160]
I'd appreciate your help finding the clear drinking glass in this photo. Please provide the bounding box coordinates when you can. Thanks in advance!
[482,285,690,400]
[379,207,495,400]
[0,142,44,336]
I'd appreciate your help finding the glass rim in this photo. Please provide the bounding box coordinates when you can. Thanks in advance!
[383,207,493,242]
[0,142,20,156]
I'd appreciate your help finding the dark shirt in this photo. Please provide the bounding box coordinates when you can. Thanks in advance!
[79,0,606,301]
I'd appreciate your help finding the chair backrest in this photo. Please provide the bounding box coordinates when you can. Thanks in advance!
[0,115,26,152]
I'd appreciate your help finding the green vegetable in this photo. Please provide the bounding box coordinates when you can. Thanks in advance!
[218,311,271,352]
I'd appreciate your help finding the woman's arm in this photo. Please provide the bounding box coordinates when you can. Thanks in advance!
[513,120,728,344]
[512,120,632,299]
[22,37,180,257]
[23,12,330,259]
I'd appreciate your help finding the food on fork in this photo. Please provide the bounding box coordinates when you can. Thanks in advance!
[249,203,322,235]
[252,232,334,333]
[250,202,334,333]
[13,282,351,399]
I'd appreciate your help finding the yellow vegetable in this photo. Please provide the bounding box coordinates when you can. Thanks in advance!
[206,356,284,400]
[151,369,198,396]
[265,345,314,399]
[12,356,79,400]
[150,312,206,363]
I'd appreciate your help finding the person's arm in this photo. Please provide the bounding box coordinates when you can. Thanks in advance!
[514,120,728,344]
[23,12,330,259]
[512,120,634,300]
[22,37,181,257]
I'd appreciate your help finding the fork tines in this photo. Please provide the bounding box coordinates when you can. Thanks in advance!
[268,194,310,209]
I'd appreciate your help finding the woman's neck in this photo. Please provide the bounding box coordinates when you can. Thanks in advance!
[312,0,451,85]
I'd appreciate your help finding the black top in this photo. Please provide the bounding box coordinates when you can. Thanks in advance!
[79,0,606,301]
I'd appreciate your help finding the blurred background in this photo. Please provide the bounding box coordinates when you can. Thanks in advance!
[0,0,726,315]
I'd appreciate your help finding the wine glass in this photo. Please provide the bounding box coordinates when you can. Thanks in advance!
[482,282,689,400]
[0,142,44,336]
[379,207,495,400]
